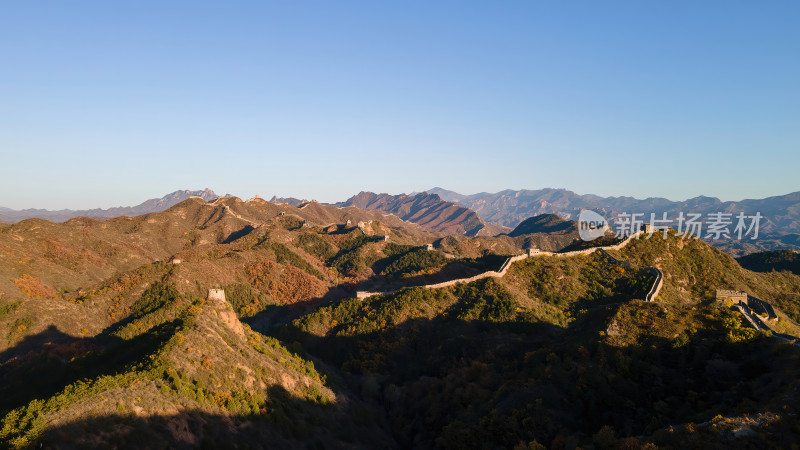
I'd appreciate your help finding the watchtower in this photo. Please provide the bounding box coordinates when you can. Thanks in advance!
[207,289,226,302]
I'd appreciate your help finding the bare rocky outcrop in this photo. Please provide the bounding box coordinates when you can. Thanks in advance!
[206,289,245,338]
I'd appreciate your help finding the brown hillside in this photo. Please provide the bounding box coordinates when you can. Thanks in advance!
[339,192,509,237]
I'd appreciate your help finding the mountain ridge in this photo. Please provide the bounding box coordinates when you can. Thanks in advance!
[0,189,220,223]
[337,191,510,237]
[427,187,800,255]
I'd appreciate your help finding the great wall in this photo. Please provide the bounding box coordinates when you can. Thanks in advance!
[715,290,799,344]
[356,227,665,302]
[209,205,789,342]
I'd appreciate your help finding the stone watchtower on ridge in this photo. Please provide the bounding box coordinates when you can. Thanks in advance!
[527,248,541,257]
[715,289,747,304]
[207,289,226,302]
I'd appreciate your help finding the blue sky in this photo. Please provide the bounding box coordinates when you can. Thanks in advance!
[1,1,798,209]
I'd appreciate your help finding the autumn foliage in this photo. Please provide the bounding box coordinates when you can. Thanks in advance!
[245,260,277,292]
[269,265,324,304]
[13,274,56,298]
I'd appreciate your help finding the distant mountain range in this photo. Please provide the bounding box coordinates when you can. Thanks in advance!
[428,187,800,255]
[4,187,800,255]
[0,189,220,223]
[337,191,510,237]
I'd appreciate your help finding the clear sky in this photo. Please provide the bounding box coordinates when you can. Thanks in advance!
[1,1,798,209]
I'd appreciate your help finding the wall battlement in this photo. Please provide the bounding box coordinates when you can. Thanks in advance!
[716,290,748,303]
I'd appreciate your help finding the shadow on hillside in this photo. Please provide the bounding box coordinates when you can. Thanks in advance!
[0,325,90,364]
[243,303,312,334]
[241,284,360,334]
[282,315,566,379]
[568,276,657,315]
[0,320,182,414]
[222,225,255,244]
[325,225,361,235]
[27,384,397,449]
[4,293,800,449]
[274,300,800,448]
[558,234,623,253]
[358,253,508,294]
[244,253,510,334]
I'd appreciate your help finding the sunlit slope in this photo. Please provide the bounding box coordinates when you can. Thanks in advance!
[0,287,392,448]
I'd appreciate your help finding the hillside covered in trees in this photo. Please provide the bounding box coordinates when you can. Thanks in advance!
[1,196,799,448]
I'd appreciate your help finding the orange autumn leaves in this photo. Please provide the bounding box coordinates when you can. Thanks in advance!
[246,260,323,305]
[13,274,56,298]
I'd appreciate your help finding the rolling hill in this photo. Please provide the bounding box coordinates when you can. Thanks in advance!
[2,196,800,448]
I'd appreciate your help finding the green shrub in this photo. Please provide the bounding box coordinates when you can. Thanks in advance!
[278,216,305,230]
[727,327,760,343]
[381,248,448,279]
[113,281,185,340]
[330,249,365,277]
[339,233,369,252]
[0,400,46,448]
[0,301,21,320]
[382,243,414,258]
[249,334,325,383]
[223,283,276,317]
[6,317,34,344]
[272,243,325,280]
[672,331,690,348]
[450,279,517,322]
[327,231,375,277]
[296,232,336,260]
